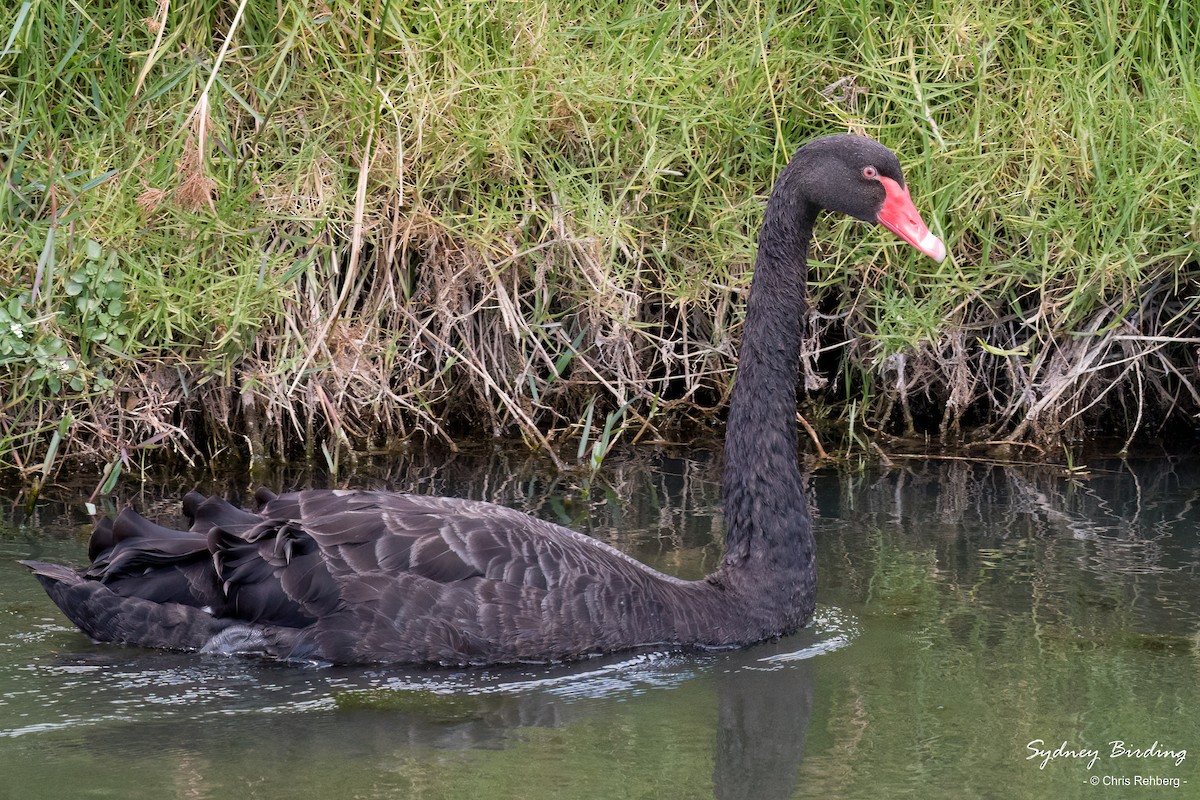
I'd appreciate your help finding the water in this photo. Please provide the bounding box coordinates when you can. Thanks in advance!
[1,448,1198,799]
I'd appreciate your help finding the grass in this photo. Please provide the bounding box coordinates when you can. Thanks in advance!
[2,0,1199,486]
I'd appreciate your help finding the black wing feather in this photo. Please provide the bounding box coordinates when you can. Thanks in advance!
[23,488,719,664]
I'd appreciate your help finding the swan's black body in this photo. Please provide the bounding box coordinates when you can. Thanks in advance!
[23,134,944,665]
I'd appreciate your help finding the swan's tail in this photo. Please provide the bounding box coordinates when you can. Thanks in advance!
[20,559,233,652]
[21,491,311,660]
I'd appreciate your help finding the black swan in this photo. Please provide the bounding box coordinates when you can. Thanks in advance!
[23,134,945,665]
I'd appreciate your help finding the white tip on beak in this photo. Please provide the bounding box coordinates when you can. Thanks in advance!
[919,230,947,263]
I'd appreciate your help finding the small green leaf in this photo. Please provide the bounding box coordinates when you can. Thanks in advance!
[80,168,119,192]
[977,338,1030,358]
[99,458,123,494]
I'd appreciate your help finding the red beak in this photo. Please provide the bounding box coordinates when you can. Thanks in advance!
[875,176,946,262]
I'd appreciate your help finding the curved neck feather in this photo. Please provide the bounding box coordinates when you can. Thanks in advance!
[719,167,817,578]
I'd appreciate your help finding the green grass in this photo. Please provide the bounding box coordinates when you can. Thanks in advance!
[2,0,1199,484]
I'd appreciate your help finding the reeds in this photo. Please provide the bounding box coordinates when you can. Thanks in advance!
[2,0,1198,484]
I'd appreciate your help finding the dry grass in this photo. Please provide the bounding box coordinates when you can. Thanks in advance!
[2,0,1199,490]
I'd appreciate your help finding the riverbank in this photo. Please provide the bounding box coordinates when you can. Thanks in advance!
[2,0,1198,486]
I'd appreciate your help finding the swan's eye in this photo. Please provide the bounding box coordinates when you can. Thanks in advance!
[862,166,878,179]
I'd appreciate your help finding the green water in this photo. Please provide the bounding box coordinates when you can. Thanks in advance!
[1,450,1197,799]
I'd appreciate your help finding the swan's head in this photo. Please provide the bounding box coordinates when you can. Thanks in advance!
[795,134,947,262]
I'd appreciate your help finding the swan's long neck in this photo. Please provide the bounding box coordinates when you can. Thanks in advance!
[719,165,817,586]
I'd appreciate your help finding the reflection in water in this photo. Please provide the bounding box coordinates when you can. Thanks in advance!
[2,448,1200,799]
[4,614,842,799]
[713,639,817,800]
